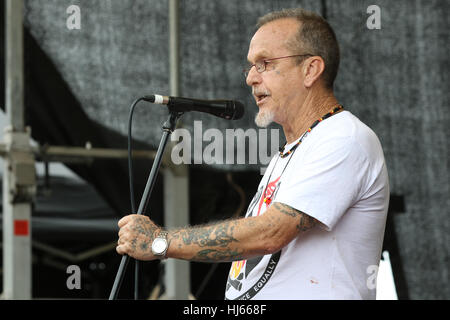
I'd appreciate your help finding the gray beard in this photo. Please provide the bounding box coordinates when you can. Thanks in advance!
[255,108,274,127]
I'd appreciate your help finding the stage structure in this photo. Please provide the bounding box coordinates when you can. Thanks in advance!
[2,0,32,299]
[0,0,448,300]
[0,0,190,300]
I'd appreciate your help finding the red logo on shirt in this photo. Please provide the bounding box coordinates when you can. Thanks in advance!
[256,177,280,216]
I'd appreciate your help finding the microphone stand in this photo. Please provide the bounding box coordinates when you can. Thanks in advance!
[109,110,183,300]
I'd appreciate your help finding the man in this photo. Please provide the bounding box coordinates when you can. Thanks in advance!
[116,8,389,300]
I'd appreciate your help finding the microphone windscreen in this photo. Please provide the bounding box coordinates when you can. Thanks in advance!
[232,101,245,120]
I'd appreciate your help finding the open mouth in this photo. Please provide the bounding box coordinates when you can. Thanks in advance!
[255,93,270,105]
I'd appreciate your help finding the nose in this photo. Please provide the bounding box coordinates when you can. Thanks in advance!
[245,66,262,87]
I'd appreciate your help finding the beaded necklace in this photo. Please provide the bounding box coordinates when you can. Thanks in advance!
[279,105,344,158]
[262,105,344,205]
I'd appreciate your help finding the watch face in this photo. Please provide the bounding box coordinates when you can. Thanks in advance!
[152,238,167,254]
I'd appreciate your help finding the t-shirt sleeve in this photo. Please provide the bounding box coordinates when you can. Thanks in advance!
[274,136,369,231]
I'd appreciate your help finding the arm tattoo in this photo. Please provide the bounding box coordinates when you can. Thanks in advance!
[176,221,238,247]
[196,248,243,262]
[171,220,243,262]
[272,202,317,232]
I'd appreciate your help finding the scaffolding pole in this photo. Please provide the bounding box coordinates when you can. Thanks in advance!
[1,0,190,300]
[163,0,191,300]
[2,0,34,299]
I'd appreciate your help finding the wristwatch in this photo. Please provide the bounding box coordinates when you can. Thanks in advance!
[151,230,169,258]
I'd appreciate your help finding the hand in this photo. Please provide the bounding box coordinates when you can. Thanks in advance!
[116,214,161,261]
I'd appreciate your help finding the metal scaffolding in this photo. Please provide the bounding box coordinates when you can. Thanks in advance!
[1,0,191,299]
[163,0,191,300]
[2,0,33,299]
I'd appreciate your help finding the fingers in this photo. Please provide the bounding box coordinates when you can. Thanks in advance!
[116,233,132,256]
[117,215,132,256]
[118,214,134,228]
[118,217,128,238]
[116,243,127,255]
[116,233,125,255]
[118,223,129,237]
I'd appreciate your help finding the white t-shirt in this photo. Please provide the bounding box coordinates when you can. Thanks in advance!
[225,110,389,300]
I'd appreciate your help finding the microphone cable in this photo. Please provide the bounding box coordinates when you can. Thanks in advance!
[127,97,144,300]
[127,97,142,215]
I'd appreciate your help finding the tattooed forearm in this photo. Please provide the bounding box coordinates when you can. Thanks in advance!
[273,202,299,217]
[166,204,319,263]
[272,202,317,232]
[171,220,239,248]
[168,220,245,262]
[195,248,244,262]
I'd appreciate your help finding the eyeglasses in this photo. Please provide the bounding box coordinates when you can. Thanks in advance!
[243,54,314,78]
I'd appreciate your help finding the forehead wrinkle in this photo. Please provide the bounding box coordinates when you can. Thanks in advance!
[247,21,300,64]
[247,47,271,64]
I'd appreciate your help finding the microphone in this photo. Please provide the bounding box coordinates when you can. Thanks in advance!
[143,94,245,120]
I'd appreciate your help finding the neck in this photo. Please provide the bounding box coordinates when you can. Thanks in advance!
[282,89,340,144]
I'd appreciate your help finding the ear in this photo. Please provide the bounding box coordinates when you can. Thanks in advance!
[303,56,325,88]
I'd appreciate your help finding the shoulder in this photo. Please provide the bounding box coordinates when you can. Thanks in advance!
[306,111,385,161]
[315,111,377,140]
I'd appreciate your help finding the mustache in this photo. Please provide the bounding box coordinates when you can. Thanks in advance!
[252,88,271,96]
